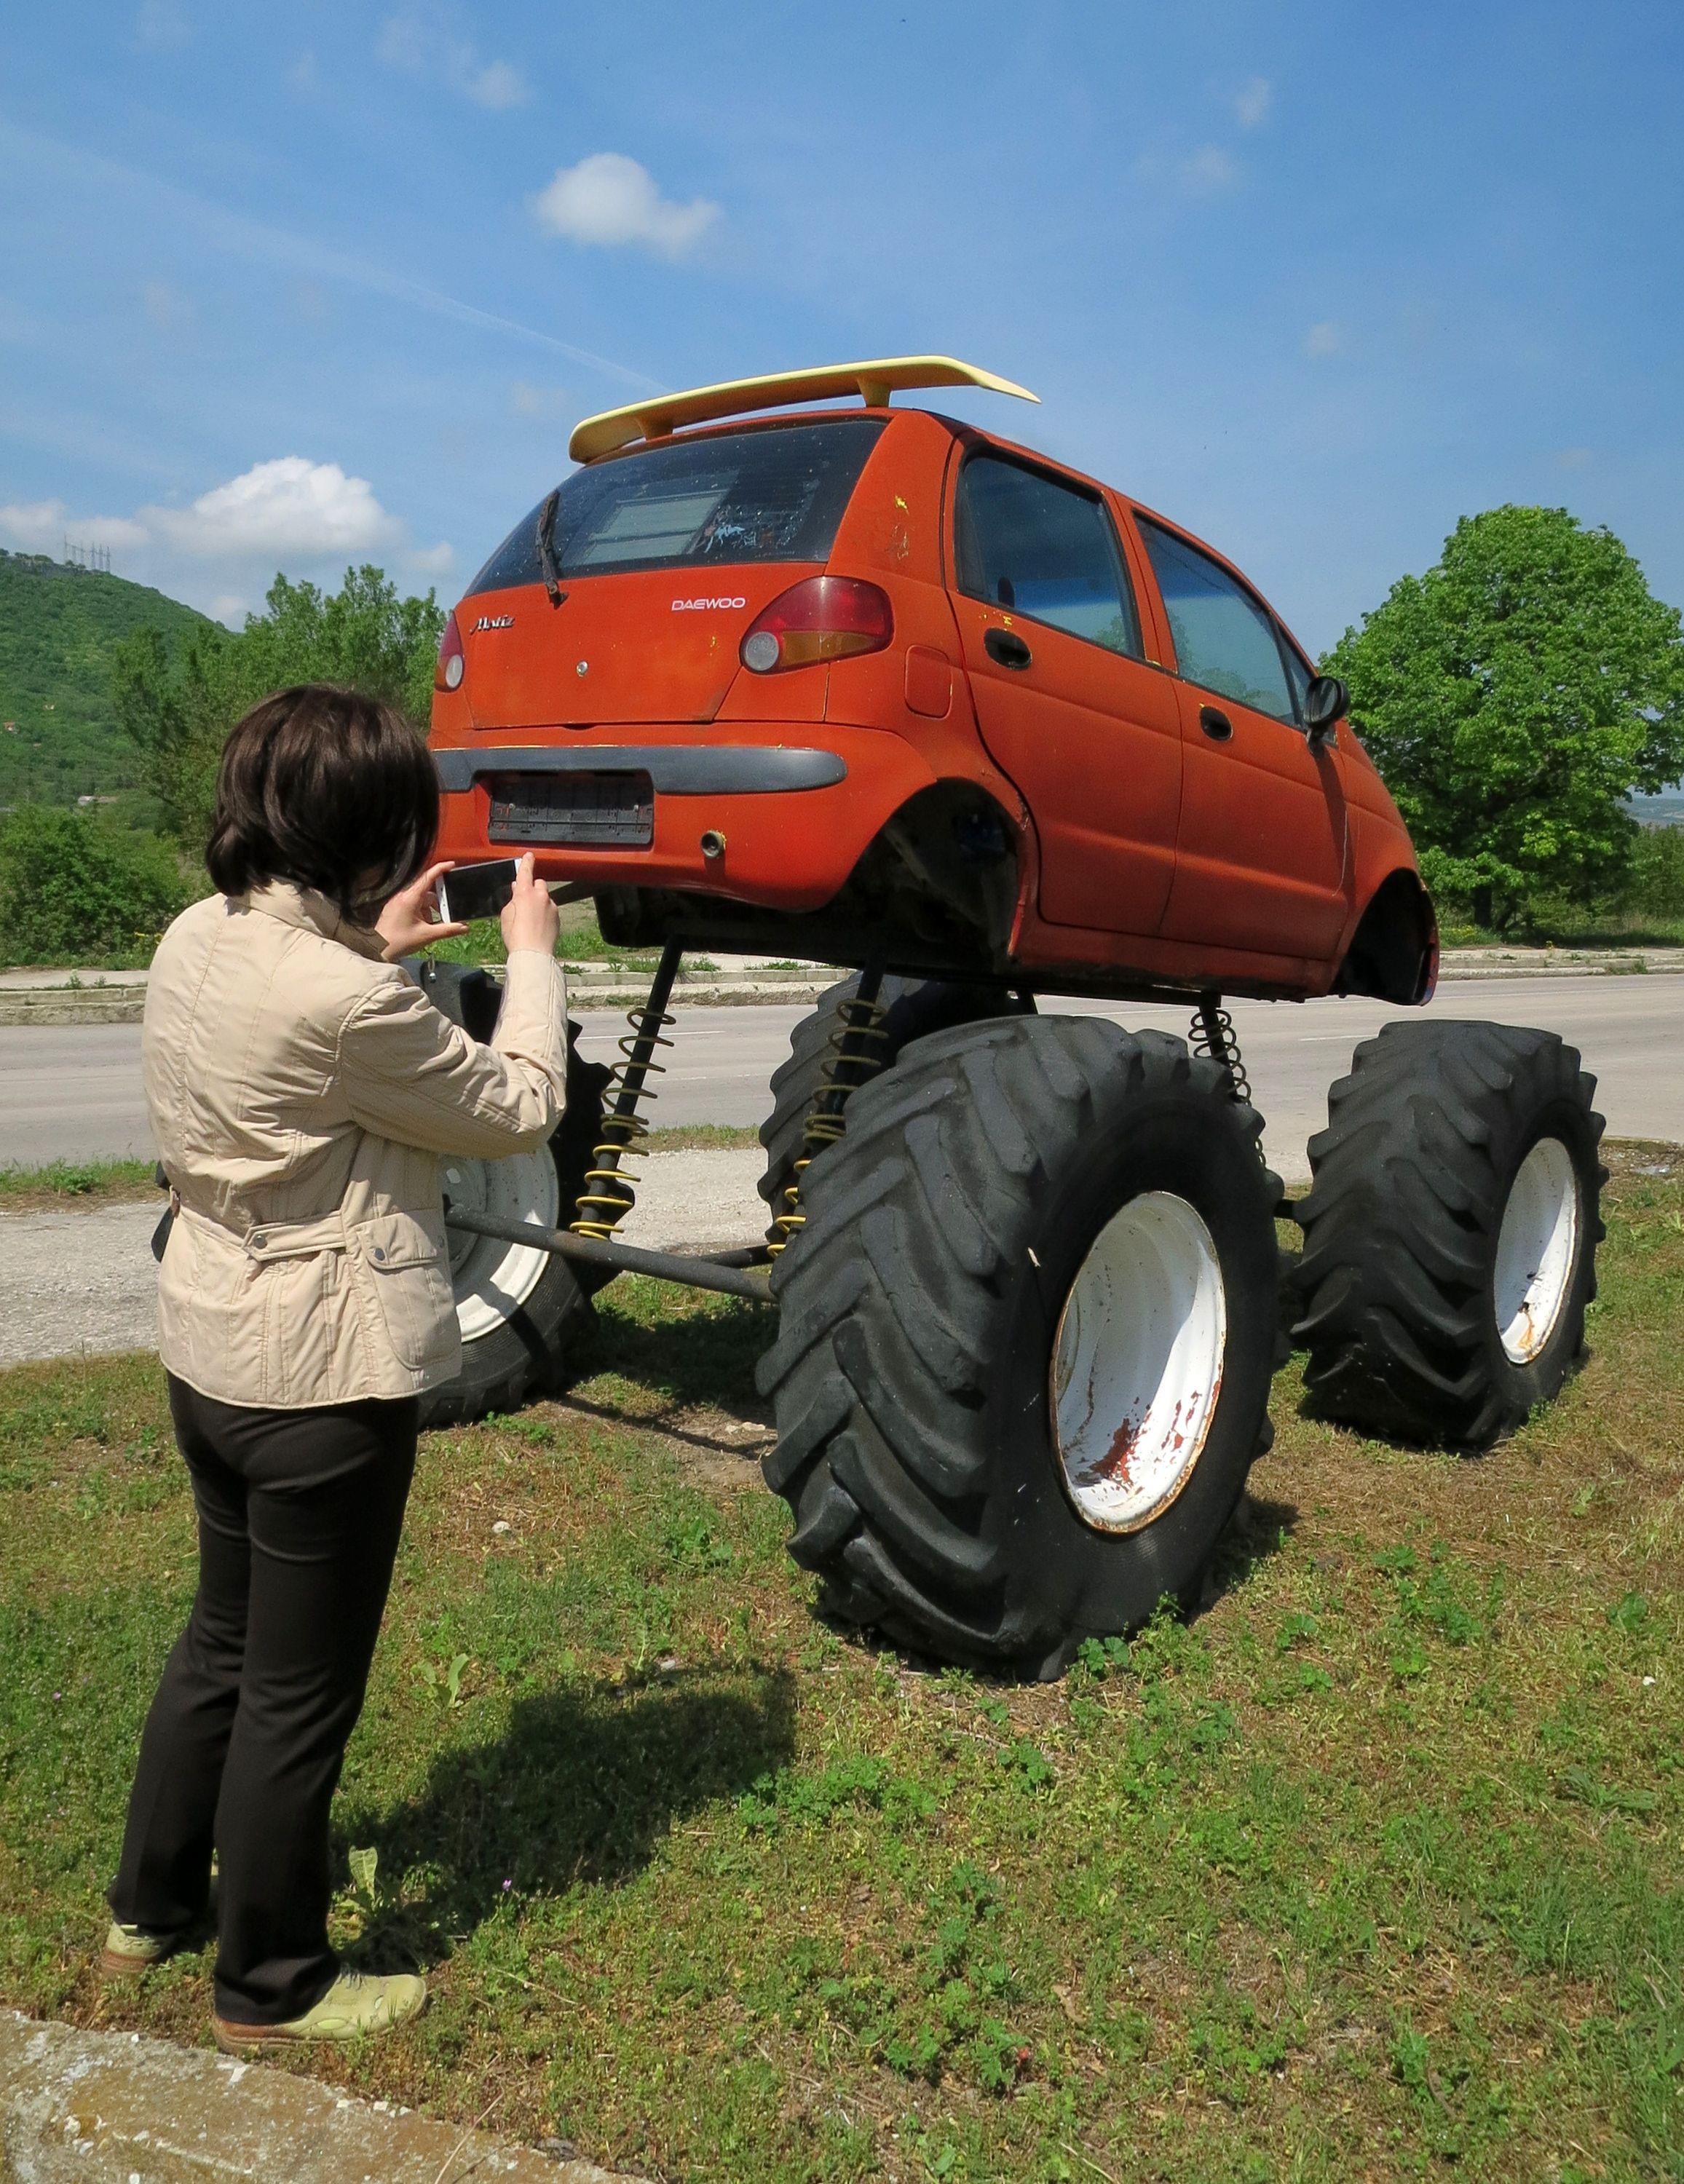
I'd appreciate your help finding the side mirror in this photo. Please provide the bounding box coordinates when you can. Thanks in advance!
[1304,674,1348,745]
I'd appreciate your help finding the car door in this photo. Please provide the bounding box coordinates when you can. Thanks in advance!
[947,449,1182,936]
[1134,514,1349,958]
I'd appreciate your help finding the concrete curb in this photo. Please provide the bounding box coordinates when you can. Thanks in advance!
[6,949,1683,1026]
[0,2011,639,2183]
[0,978,834,1027]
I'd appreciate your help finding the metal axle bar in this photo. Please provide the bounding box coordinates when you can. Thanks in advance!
[444,1205,772,1302]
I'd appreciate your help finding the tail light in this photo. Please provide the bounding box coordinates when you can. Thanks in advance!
[740,576,893,673]
[434,609,465,692]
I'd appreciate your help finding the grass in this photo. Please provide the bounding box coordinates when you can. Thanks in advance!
[1440,917,1684,951]
[644,1123,762,1152]
[1,1146,1680,2181]
[0,1157,157,1210]
[427,911,664,973]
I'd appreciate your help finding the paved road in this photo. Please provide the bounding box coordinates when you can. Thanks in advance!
[5,973,1681,1177]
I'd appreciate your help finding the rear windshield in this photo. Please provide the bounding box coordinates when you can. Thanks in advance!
[465,417,888,595]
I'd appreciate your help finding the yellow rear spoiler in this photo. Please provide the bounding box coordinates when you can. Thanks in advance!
[568,355,1038,464]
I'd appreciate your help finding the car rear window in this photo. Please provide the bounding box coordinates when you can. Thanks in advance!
[465,418,888,594]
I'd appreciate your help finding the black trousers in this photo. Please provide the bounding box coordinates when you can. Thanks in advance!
[108,1374,417,2025]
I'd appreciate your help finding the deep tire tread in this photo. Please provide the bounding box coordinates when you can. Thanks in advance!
[1292,1019,1605,1448]
[759,1016,1278,1674]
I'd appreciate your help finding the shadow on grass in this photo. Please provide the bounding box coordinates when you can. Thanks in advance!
[352,1662,795,1965]
[1203,1488,1300,1612]
[571,1291,776,1420]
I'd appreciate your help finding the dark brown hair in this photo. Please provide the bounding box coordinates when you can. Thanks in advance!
[205,685,438,923]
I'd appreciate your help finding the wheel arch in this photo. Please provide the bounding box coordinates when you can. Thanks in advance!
[598,775,1029,974]
[1334,867,1438,1005]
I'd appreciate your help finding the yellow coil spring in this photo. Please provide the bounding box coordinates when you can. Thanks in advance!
[569,1001,676,1240]
[1190,1000,1252,1107]
[767,999,891,1254]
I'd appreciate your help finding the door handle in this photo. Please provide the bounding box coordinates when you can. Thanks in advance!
[1199,705,1233,741]
[984,627,1032,670]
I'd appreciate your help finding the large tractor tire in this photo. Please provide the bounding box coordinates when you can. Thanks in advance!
[1292,1021,1605,1449]
[758,973,1032,1241]
[756,1016,1281,1678]
[410,961,612,1428]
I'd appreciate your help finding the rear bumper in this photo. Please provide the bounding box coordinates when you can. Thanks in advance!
[432,743,847,796]
[430,726,941,910]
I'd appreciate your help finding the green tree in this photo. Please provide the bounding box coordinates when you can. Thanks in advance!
[1326,506,1684,930]
[0,804,194,965]
[113,565,443,850]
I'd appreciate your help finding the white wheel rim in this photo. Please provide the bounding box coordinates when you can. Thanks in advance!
[441,1149,560,1345]
[1050,1191,1227,1535]
[1493,1136,1580,1365]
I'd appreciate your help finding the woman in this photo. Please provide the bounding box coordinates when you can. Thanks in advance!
[102,683,566,2057]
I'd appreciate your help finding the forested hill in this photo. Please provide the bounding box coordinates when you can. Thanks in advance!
[0,551,210,807]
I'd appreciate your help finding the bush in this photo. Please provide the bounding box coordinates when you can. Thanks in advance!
[1627,825,1684,920]
[0,805,195,966]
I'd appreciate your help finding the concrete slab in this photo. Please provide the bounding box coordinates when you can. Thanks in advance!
[0,1151,769,1367]
[0,2010,636,2183]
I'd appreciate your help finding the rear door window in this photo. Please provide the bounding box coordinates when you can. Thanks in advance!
[466,418,887,594]
[1136,517,1297,723]
[954,454,1143,657]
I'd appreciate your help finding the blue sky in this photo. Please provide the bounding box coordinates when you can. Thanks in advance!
[3,0,1682,655]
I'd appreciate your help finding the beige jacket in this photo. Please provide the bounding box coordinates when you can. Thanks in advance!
[143,882,567,1409]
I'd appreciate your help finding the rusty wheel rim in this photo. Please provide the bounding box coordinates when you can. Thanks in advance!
[1050,1191,1227,1535]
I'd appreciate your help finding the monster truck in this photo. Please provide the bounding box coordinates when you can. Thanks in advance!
[419,356,1604,1676]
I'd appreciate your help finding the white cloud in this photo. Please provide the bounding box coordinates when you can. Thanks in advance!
[467,59,526,111]
[1177,146,1239,197]
[147,459,400,558]
[532,152,719,257]
[1557,446,1593,470]
[0,462,450,614]
[510,379,569,421]
[1303,320,1345,358]
[0,499,149,554]
[143,279,191,331]
[1233,76,1272,129]
[376,10,429,70]
[377,7,529,110]
[135,1,189,50]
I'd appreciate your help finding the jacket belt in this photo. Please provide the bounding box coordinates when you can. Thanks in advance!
[176,1203,351,1262]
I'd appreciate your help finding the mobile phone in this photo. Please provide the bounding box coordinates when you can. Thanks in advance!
[438,858,521,924]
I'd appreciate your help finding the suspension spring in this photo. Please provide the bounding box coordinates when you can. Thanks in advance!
[1190,994,1254,1108]
[571,938,682,1242]
[768,970,889,1255]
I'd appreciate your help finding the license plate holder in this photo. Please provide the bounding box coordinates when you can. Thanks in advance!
[486,770,655,848]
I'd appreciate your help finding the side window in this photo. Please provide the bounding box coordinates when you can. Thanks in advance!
[1136,518,1296,724]
[955,455,1142,658]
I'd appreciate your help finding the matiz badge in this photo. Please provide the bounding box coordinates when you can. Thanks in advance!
[471,614,515,632]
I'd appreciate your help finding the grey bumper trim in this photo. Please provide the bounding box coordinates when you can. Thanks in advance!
[432,743,847,796]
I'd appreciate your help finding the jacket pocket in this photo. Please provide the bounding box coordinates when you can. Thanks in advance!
[352,1209,457,1373]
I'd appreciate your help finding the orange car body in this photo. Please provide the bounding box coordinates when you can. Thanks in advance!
[430,397,1434,1006]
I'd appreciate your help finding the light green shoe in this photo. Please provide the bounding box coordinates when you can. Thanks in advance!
[213,1969,427,2055]
[98,1920,185,1980]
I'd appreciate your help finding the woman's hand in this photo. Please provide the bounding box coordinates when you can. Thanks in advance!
[502,853,561,956]
[376,863,470,960]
